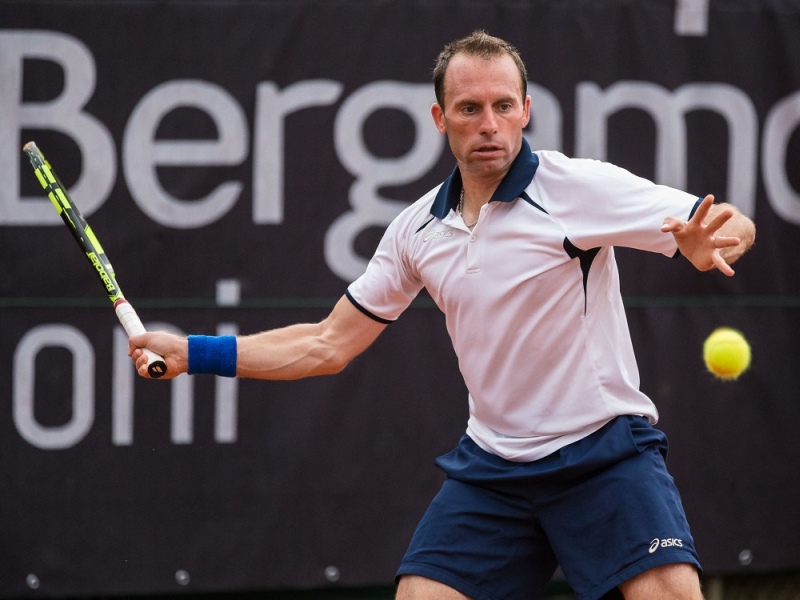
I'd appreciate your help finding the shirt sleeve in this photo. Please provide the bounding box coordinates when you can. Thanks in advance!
[346,214,424,323]
[535,151,700,256]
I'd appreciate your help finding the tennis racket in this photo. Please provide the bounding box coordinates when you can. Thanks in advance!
[23,141,167,378]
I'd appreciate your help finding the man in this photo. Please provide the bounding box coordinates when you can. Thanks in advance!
[130,31,755,600]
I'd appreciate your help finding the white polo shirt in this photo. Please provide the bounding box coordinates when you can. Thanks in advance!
[346,139,700,462]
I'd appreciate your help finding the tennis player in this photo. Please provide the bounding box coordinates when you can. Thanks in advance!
[130,31,755,600]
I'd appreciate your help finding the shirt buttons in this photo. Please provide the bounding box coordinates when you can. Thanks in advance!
[470,235,477,242]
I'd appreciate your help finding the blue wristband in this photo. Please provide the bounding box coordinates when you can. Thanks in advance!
[187,335,237,377]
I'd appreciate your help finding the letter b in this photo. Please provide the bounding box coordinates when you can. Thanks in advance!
[0,30,115,225]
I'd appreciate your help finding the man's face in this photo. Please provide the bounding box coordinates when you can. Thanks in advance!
[431,53,530,181]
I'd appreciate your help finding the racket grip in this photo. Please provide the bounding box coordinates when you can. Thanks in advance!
[114,299,168,379]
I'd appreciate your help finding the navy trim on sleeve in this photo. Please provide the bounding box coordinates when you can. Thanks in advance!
[688,196,703,220]
[345,289,394,325]
[671,196,704,259]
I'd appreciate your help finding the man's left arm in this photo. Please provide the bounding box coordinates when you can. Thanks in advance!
[661,194,756,276]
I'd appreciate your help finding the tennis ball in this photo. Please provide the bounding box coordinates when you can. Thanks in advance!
[703,327,751,380]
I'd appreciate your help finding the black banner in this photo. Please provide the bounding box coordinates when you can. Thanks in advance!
[1,0,799,597]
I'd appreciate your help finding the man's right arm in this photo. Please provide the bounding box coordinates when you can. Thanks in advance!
[128,295,388,380]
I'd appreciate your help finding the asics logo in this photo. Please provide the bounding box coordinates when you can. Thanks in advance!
[423,229,454,242]
[649,538,684,554]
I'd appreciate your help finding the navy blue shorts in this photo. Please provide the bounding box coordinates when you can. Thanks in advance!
[396,415,701,600]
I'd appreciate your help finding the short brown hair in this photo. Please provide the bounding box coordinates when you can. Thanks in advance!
[433,30,528,108]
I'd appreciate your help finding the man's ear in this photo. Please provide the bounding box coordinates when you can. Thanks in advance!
[522,95,531,128]
[431,102,447,134]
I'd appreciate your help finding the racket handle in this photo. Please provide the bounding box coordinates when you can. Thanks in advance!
[114,299,168,379]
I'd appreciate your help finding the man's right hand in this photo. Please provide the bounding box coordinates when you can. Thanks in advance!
[128,331,188,379]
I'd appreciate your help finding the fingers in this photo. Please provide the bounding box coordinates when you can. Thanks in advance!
[127,331,186,379]
[663,195,712,232]
[689,194,714,224]
[128,332,158,378]
[661,216,685,233]
[665,193,744,277]
[136,354,152,378]
[708,232,741,276]
[664,195,739,245]
[712,234,741,249]
[128,331,149,350]
[712,251,735,276]
[689,194,715,222]
[126,346,152,378]
[704,206,734,234]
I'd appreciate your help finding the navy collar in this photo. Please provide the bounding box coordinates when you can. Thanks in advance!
[430,138,539,219]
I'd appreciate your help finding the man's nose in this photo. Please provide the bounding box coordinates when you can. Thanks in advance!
[478,108,499,134]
